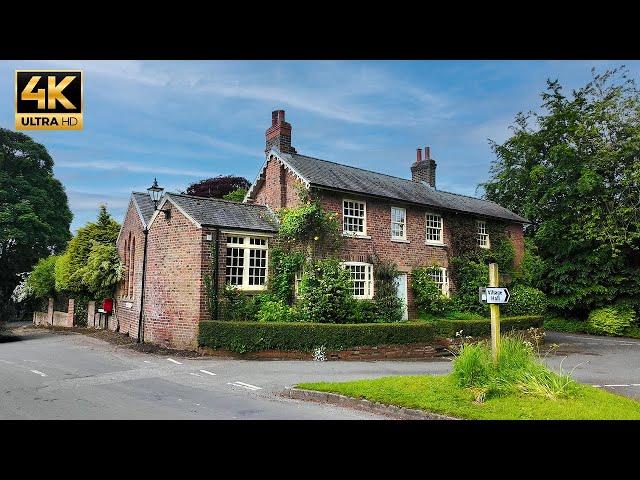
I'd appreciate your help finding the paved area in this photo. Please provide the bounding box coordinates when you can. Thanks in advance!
[2,324,639,419]
[0,324,448,419]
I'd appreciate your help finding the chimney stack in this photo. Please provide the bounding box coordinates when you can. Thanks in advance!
[265,109,297,154]
[411,145,437,187]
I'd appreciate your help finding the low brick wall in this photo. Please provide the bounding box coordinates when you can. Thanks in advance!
[32,297,75,328]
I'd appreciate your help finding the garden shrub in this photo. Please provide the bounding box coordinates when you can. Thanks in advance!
[448,257,490,316]
[412,266,451,315]
[587,304,636,336]
[370,258,404,323]
[268,249,305,305]
[198,321,436,353]
[432,315,543,338]
[452,336,578,400]
[349,300,379,323]
[257,300,299,323]
[297,258,354,323]
[503,284,548,316]
[26,255,59,299]
[218,285,267,321]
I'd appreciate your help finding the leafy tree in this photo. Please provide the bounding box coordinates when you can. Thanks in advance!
[55,205,121,297]
[78,243,124,299]
[0,129,72,320]
[482,67,640,317]
[223,187,248,202]
[185,175,250,199]
[26,255,59,299]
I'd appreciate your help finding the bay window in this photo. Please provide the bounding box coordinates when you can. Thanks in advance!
[225,235,268,290]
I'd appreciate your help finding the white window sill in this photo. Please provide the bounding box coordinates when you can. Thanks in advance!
[425,241,447,247]
[342,233,372,240]
[391,238,410,243]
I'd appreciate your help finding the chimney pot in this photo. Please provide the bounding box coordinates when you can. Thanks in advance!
[265,109,296,154]
[416,148,422,163]
[277,110,285,124]
[425,146,430,160]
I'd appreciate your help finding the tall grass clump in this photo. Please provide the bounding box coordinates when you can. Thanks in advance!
[451,336,579,401]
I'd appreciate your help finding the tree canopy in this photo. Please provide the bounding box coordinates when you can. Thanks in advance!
[0,129,72,319]
[185,175,250,199]
[482,67,640,316]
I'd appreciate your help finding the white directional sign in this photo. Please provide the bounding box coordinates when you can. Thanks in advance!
[482,287,510,304]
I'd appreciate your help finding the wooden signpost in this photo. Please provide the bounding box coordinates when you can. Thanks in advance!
[479,263,508,365]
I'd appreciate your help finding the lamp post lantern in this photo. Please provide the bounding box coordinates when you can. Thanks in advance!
[147,177,164,209]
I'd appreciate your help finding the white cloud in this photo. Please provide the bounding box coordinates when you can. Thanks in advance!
[57,160,217,178]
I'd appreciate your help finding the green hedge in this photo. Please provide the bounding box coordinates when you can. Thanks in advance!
[431,315,544,338]
[198,321,436,353]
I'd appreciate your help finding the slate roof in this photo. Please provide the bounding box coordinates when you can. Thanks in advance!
[131,191,156,226]
[277,152,529,224]
[165,193,278,232]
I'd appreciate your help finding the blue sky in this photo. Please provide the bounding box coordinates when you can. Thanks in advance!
[1,60,638,232]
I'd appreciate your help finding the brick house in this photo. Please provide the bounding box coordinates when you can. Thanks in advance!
[114,109,527,349]
[245,110,528,319]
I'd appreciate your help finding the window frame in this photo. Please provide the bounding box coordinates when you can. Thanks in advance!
[342,261,374,300]
[428,266,450,297]
[476,219,490,249]
[425,212,444,245]
[224,234,269,291]
[342,199,367,237]
[390,206,407,241]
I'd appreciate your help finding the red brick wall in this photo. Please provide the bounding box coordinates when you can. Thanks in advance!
[253,155,304,209]
[142,203,204,349]
[114,199,146,339]
[506,223,525,268]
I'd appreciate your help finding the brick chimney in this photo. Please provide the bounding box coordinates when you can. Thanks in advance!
[411,146,437,187]
[265,110,297,154]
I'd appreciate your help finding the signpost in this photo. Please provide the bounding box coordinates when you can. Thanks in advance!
[478,263,509,365]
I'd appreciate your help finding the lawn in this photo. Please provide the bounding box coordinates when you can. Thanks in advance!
[298,375,640,420]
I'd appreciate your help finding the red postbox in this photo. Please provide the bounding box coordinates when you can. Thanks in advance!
[102,298,113,314]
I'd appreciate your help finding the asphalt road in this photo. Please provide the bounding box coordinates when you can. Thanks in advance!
[2,324,639,419]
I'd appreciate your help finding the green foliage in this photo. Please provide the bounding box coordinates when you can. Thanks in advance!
[257,300,299,323]
[452,337,578,400]
[297,258,354,323]
[482,67,640,316]
[412,266,451,315]
[218,284,264,321]
[349,300,379,323]
[0,128,72,319]
[369,257,404,323]
[449,257,490,316]
[222,187,247,202]
[515,238,545,288]
[277,193,342,258]
[429,315,543,338]
[503,285,548,316]
[54,205,121,296]
[77,243,124,299]
[543,317,590,334]
[198,320,436,353]
[268,248,305,304]
[587,304,636,336]
[26,255,59,299]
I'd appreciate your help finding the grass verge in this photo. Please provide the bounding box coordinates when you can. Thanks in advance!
[298,375,640,420]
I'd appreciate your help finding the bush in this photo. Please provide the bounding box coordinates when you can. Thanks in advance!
[349,300,379,323]
[449,257,490,316]
[269,249,305,304]
[297,259,354,323]
[198,321,436,353]
[257,300,299,323]
[371,259,404,323]
[412,266,451,315]
[452,336,578,400]
[587,304,636,336]
[218,285,265,321]
[503,285,548,316]
[26,255,59,299]
[431,315,543,338]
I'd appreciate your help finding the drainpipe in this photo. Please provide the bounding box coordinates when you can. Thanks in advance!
[213,228,220,321]
[137,227,149,343]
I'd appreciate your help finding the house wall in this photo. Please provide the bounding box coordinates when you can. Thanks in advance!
[142,202,204,349]
[253,155,305,209]
[114,199,146,339]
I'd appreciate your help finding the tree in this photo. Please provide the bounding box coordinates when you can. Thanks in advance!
[78,243,123,299]
[222,187,248,202]
[55,205,121,297]
[26,255,59,299]
[185,175,250,199]
[481,67,640,317]
[0,129,72,320]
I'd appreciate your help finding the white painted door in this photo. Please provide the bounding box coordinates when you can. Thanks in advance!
[394,273,408,321]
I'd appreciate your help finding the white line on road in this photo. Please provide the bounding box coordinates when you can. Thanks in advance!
[592,385,601,388]
[228,381,262,391]
[189,372,202,377]
[199,369,216,376]
[29,370,47,377]
[143,360,152,364]
[604,384,630,387]
[167,358,182,365]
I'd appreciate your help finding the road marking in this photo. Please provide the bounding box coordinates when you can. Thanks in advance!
[189,372,202,377]
[143,360,152,364]
[603,384,630,387]
[199,369,216,376]
[30,370,47,377]
[592,385,601,388]
[167,358,182,365]
[228,381,262,391]
[631,384,640,387]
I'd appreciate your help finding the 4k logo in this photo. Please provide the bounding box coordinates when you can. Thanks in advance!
[15,70,83,130]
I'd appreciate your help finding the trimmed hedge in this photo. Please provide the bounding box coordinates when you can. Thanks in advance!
[431,315,544,338]
[198,321,436,353]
